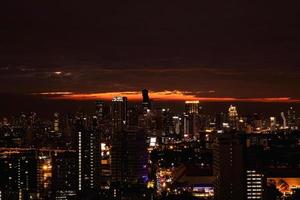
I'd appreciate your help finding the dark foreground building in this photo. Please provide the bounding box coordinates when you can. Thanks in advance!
[111,128,148,199]
[213,134,246,200]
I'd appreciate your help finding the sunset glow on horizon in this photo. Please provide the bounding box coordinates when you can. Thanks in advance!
[34,91,300,103]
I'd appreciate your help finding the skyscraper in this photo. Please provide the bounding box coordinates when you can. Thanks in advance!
[213,134,246,200]
[270,117,277,131]
[112,97,128,132]
[228,105,238,119]
[281,112,287,129]
[53,112,60,133]
[111,128,148,198]
[0,151,38,199]
[142,89,151,113]
[75,117,101,193]
[111,128,147,183]
[228,105,239,130]
[51,151,77,199]
[184,101,201,138]
[95,100,104,121]
[185,101,201,114]
[287,107,297,130]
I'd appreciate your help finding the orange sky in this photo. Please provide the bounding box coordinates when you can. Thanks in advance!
[35,90,300,103]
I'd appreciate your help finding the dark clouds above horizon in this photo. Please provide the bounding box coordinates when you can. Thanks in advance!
[0,1,300,99]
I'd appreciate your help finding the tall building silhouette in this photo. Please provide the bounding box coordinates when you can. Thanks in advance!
[75,116,101,193]
[142,89,151,113]
[112,97,128,132]
[0,151,38,199]
[111,128,148,198]
[213,134,246,200]
[95,100,104,121]
[287,107,297,130]
[51,152,77,199]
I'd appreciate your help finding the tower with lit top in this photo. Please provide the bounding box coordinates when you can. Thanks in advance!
[112,96,128,132]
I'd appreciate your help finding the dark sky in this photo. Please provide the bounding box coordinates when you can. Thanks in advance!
[0,1,300,100]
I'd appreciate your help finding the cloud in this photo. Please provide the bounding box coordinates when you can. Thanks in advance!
[0,64,299,99]
[33,90,300,103]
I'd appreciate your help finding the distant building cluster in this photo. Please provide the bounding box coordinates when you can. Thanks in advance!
[1,89,300,199]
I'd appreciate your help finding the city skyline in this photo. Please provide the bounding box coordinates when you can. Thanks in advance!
[1,90,300,199]
[1,1,300,199]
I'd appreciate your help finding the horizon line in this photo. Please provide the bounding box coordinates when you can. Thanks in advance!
[32,90,300,103]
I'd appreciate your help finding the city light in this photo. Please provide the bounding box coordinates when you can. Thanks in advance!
[1,89,300,199]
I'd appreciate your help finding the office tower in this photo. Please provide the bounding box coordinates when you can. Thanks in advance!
[185,101,201,114]
[142,89,151,113]
[183,114,191,138]
[100,143,111,190]
[161,108,173,138]
[252,113,263,131]
[270,117,276,131]
[213,134,246,200]
[111,128,148,198]
[216,112,227,131]
[184,101,201,139]
[95,100,104,121]
[228,105,239,129]
[51,152,77,199]
[112,97,128,132]
[287,107,297,130]
[53,112,60,133]
[172,116,181,135]
[183,114,200,139]
[76,117,101,192]
[246,170,264,199]
[127,105,139,126]
[62,114,72,142]
[37,154,52,199]
[0,151,38,199]
[228,105,238,119]
[281,112,287,129]
[29,112,37,127]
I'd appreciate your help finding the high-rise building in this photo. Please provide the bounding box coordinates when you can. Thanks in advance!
[183,114,200,139]
[37,154,52,198]
[111,128,148,186]
[281,112,287,129]
[161,108,173,138]
[246,169,264,199]
[172,116,181,135]
[228,105,239,129]
[185,101,201,114]
[270,117,276,131]
[112,97,128,132]
[53,112,60,133]
[0,151,38,199]
[228,105,238,119]
[95,101,104,121]
[183,114,190,138]
[252,113,263,132]
[51,152,77,199]
[213,134,246,200]
[75,117,101,193]
[184,101,201,138]
[287,107,297,130]
[142,89,151,113]
[216,112,227,131]
[127,105,139,127]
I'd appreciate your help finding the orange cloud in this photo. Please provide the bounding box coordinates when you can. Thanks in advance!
[33,90,300,103]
